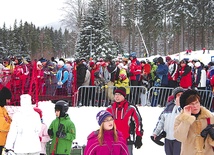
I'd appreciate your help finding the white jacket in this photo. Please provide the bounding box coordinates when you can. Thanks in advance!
[153,102,181,140]
[5,94,41,153]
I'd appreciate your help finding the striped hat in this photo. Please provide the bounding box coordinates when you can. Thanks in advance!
[96,110,113,126]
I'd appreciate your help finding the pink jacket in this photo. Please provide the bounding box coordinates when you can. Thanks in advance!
[39,123,50,154]
[84,130,129,155]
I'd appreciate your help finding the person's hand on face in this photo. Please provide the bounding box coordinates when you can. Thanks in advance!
[183,105,192,115]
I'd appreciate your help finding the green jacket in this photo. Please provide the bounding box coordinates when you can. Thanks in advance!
[49,114,76,155]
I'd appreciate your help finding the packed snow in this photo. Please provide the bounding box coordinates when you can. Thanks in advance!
[5,49,214,155]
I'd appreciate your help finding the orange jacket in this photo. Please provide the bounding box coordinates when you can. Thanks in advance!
[0,106,12,145]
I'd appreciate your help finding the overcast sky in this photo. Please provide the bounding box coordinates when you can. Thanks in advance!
[0,0,65,28]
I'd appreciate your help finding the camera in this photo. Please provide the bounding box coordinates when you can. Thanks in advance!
[201,124,214,140]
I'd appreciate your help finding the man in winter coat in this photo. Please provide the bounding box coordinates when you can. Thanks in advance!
[48,100,76,155]
[5,94,41,155]
[0,86,12,155]
[106,87,144,155]
[174,89,214,155]
[152,87,184,155]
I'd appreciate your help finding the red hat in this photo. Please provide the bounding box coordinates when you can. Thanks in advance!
[34,107,43,118]
[89,61,95,67]
[165,56,171,62]
[114,87,126,97]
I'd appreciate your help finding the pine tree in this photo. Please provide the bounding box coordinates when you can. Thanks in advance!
[75,0,118,61]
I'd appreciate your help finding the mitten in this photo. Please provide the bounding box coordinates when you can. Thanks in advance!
[48,129,53,136]
[135,136,142,149]
[57,81,63,86]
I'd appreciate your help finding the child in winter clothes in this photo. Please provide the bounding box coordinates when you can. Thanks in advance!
[34,107,50,155]
[5,94,41,155]
[48,100,76,155]
[152,87,184,155]
[0,86,12,155]
[84,110,129,155]
[114,68,130,97]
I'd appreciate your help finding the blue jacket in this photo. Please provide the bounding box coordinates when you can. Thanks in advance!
[156,64,169,86]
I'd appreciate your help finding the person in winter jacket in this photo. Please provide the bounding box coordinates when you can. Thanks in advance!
[106,87,144,155]
[155,57,168,87]
[177,59,192,89]
[174,89,214,155]
[0,86,12,155]
[5,94,41,155]
[152,87,184,155]
[48,100,76,155]
[55,60,69,96]
[114,68,130,96]
[84,110,129,155]
[104,56,120,102]
[34,107,50,155]
[128,52,142,105]
[165,56,179,88]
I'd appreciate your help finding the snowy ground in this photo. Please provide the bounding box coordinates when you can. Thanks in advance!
[138,49,214,66]
[6,101,165,155]
[5,49,214,155]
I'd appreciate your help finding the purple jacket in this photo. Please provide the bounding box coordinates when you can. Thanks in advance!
[84,130,129,155]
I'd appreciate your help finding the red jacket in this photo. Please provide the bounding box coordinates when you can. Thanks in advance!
[106,100,143,144]
[179,65,192,88]
[129,58,141,81]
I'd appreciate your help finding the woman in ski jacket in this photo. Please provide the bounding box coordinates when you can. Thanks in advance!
[84,110,129,155]
[174,89,214,155]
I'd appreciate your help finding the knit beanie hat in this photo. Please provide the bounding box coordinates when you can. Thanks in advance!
[172,87,184,98]
[0,87,12,107]
[180,89,200,109]
[114,87,126,97]
[96,110,113,126]
[33,107,43,118]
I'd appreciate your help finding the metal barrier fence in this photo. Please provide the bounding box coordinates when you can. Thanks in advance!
[74,86,213,110]
[75,86,148,107]
[147,86,213,110]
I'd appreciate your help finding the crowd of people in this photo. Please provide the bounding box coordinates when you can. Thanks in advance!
[0,52,214,107]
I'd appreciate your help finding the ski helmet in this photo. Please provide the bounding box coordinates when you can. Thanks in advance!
[55,100,69,117]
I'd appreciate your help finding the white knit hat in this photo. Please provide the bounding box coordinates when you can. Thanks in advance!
[58,60,65,66]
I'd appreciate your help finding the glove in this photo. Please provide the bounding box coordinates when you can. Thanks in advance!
[201,124,214,140]
[57,81,63,86]
[56,124,66,138]
[128,72,134,77]
[48,129,54,136]
[135,136,142,149]
[177,76,181,82]
[56,130,66,138]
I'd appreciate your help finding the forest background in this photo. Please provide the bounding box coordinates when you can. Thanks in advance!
[0,0,213,61]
